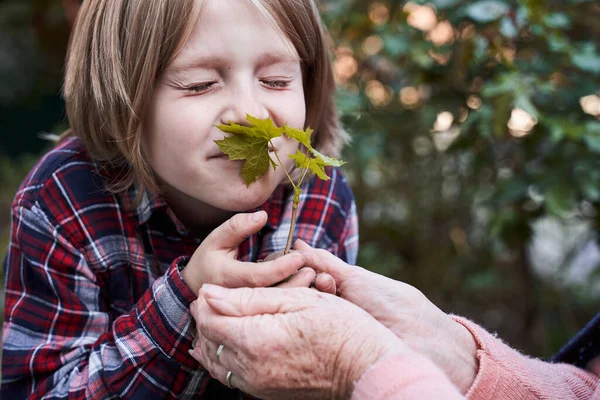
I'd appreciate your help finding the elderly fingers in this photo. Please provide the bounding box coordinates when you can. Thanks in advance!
[293,240,354,282]
[196,332,252,393]
[312,273,336,294]
[203,285,318,318]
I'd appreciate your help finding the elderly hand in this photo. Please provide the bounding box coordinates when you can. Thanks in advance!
[295,240,479,394]
[189,284,408,400]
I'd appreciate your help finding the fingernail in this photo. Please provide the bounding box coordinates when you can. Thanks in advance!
[202,283,227,298]
[192,339,197,348]
[251,210,265,222]
[188,349,195,357]
[295,239,307,247]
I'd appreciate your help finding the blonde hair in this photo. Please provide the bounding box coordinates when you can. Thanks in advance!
[63,0,348,196]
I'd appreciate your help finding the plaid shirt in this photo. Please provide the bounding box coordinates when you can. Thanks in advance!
[1,137,358,399]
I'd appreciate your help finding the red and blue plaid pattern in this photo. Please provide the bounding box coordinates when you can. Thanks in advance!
[1,137,358,399]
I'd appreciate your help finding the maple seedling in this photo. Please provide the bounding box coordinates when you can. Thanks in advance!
[216,114,345,254]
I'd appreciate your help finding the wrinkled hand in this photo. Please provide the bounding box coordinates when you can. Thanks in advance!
[189,285,407,400]
[181,211,317,294]
[263,250,337,294]
[295,240,479,394]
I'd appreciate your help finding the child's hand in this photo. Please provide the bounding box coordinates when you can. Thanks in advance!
[181,211,307,294]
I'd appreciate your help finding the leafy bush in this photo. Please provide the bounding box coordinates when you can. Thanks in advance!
[322,0,600,356]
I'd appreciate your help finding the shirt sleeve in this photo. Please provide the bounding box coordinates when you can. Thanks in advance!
[331,199,359,265]
[452,316,600,399]
[351,352,464,400]
[1,203,207,399]
[323,168,359,264]
[290,167,359,264]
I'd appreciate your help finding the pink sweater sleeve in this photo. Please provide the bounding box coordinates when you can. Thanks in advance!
[351,317,600,400]
[452,316,600,399]
[351,352,464,400]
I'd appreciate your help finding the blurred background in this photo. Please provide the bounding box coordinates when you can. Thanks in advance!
[1,0,600,362]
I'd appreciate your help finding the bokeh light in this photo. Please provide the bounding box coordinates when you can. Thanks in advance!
[399,86,421,108]
[333,45,358,83]
[508,108,537,137]
[467,95,482,110]
[580,94,600,117]
[404,2,438,32]
[427,21,455,46]
[362,35,384,56]
[369,2,389,26]
[433,111,454,132]
[365,80,393,107]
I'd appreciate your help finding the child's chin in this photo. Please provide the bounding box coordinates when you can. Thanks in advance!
[219,189,272,211]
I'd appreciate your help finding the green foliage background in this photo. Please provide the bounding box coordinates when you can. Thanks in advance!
[1,0,599,362]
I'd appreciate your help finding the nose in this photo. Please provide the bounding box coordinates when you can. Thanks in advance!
[220,81,269,126]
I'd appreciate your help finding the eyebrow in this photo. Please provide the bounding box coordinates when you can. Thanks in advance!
[255,52,300,68]
[168,51,300,74]
[168,55,225,73]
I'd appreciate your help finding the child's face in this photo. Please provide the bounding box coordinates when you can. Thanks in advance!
[144,0,305,221]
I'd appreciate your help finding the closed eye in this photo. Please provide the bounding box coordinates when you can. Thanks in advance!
[261,79,291,89]
[185,81,218,94]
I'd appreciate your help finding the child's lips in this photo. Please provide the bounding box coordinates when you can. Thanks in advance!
[209,154,229,161]
[208,149,230,159]
[209,147,277,159]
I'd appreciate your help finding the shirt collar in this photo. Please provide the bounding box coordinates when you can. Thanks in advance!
[119,180,291,236]
[121,183,170,227]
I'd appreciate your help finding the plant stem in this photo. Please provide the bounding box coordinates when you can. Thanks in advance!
[284,204,298,254]
[296,157,310,187]
[269,140,295,188]
[269,144,309,254]
[284,186,302,254]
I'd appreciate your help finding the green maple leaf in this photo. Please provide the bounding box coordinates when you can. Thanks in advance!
[215,115,286,186]
[308,148,346,167]
[283,125,313,149]
[216,115,345,186]
[289,150,329,181]
[215,134,273,187]
[284,125,345,180]
[216,114,284,140]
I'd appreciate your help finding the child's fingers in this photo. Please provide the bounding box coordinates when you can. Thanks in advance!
[230,252,305,288]
[275,267,316,289]
[203,211,267,250]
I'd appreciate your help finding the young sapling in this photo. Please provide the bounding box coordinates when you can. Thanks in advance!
[216,114,345,254]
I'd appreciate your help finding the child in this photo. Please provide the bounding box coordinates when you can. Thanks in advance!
[1,0,358,399]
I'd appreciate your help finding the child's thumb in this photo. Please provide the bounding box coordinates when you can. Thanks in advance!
[203,210,267,250]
